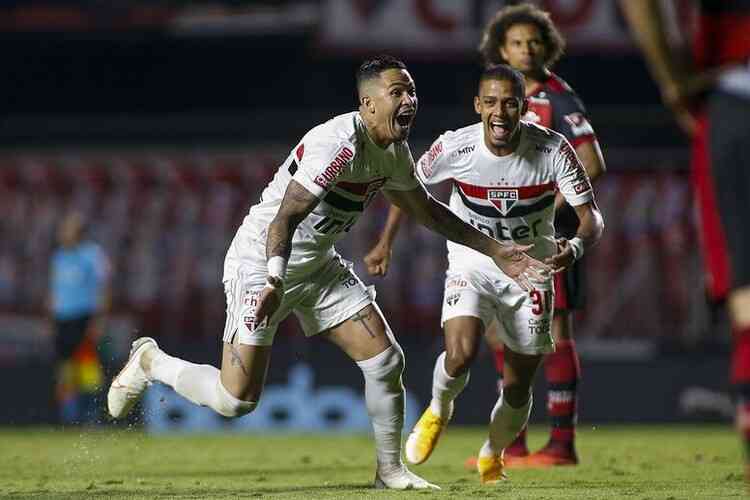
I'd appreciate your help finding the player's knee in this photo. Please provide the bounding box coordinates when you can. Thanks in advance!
[445,346,476,376]
[503,384,532,409]
[380,345,404,383]
[387,346,405,376]
[359,345,404,389]
[215,380,257,418]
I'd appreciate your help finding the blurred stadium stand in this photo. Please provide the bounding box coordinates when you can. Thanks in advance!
[0,0,731,426]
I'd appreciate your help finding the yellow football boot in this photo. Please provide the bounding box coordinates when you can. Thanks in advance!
[477,454,507,484]
[404,406,450,465]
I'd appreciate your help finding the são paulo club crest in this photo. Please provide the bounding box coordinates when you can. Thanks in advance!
[446,293,461,306]
[488,188,519,216]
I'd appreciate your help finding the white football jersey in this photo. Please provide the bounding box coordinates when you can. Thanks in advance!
[225,111,419,280]
[416,121,594,274]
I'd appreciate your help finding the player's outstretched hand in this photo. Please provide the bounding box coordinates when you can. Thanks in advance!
[363,241,392,277]
[492,243,551,292]
[255,278,283,329]
[544,238,575,273]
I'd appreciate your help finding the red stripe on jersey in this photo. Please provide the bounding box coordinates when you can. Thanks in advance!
[570,135,595,148]
[692,112,731,300]
[454,180,555,200]
[544,73,569,94]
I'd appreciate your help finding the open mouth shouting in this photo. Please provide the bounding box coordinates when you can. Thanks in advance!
[489,119,512,142]
[394,107,416,135]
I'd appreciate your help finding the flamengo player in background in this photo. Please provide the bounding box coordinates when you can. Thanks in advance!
[621,0,750,483]
[368,64,603,484]
[106,56,550,491]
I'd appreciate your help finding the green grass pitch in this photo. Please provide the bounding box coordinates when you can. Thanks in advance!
[0,425,744,499]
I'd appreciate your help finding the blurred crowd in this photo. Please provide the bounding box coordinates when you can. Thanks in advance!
[0,151,706,345]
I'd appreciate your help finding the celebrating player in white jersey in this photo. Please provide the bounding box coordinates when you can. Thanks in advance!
[366,64,604,484]
[106,56,550,491]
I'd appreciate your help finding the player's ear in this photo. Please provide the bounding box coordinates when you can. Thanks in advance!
[474,95,481,115]
[521,98,528,116]
[360,95,375,114]
[498,46,508,63]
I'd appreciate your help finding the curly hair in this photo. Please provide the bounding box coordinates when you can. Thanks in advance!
[478,3,565,68]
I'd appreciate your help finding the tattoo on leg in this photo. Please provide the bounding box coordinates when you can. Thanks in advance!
[229,345,249,376]
[351,309,375,338]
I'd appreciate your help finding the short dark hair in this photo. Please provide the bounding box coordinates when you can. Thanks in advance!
[479,64,526,98]
[478,3,565,67]
[356,55,407,96]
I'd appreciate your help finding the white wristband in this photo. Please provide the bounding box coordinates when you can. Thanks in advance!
[267,256,288,279]
[568,237,585,261]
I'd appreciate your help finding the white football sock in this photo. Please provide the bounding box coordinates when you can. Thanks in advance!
[147,349,255,418]
[429,351,469,419]
[357,345,405,476]
[480,390,532,457]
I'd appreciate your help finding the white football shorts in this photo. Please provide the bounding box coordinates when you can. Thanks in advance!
[222,255,374,346]
[441,269,555,355]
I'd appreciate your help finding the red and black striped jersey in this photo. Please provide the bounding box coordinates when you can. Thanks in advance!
[524,72,597,149]
[693,0,750,70]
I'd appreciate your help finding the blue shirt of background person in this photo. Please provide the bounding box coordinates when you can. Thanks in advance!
[50,241,109,321]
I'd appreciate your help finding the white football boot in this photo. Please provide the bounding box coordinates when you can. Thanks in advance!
[374,464,440,490]
[107,337,158,419]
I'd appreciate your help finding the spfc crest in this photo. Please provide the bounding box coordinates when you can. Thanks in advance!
[446,293,461,306]
[488,188,518,216]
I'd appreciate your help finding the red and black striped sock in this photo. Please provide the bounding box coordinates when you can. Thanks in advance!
[731,327,750,462]
[545,339,581,449]
[506,426,528,455]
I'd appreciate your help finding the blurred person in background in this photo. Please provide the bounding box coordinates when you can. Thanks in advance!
[364,2,607,468]
[105,55,549,491]
[48,210,111,425]
[621,0,750,482]
[366,64,603,484]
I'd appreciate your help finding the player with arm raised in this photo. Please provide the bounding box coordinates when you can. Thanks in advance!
[365,3,606,468]
[106,55,549,491]
[369,64,603,484]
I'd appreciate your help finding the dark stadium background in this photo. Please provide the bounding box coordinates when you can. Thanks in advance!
[0,1,731,430]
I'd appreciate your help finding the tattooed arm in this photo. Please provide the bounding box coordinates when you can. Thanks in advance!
[255,180,321,325]
[383,185,550,291]
[266,180,320,261]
